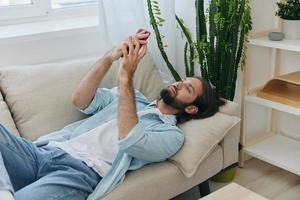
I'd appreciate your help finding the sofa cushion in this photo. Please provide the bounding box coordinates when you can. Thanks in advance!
[219,99,240,117]
[169,112,240,178]
[0,58,94,140]
[0,54,165,140]
[0,91,20,136]
[103,146,223,200]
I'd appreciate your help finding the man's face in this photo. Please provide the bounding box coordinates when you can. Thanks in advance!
[160,77,203,110]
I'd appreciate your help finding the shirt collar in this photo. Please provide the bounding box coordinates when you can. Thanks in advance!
[147,100,157,108]
[158,114,177,125]
[145,100,177,125]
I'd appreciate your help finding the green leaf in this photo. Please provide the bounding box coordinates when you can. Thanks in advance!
[156,16,165,23]
[154,8,160,12]
[152,0,158,5]
[153,5,159,9]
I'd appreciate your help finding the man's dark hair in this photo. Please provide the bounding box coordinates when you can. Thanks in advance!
[176,77,226,124]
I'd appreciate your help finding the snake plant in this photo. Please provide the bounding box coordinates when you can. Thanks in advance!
[146,0,252,101]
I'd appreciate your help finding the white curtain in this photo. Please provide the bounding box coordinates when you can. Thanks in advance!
[98,0,208,81]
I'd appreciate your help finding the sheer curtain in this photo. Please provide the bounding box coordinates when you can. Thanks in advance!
[99,0,181,82]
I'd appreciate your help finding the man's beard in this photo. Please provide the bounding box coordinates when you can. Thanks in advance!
[160,88,189,111]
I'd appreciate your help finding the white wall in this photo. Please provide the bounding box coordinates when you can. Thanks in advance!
[0,26,109,67]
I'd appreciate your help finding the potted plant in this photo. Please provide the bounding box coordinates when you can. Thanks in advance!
[276,0,300,40]
[147,0,252,182]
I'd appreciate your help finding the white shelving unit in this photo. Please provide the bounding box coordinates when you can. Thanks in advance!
[240,0,300,176]
[244,134,300,176]
[245,95,300,117]
[249,37,300,52]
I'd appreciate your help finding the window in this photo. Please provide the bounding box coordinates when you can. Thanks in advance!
[0,0,98,22]
[52,0,98,9]
[0,0,49,21]
[0,0,33,7]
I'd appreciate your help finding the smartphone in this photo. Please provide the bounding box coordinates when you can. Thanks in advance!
[137,29,151,42]
[122,29,150,57]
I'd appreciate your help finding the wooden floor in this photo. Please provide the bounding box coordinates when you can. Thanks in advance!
[234,158,300,200]
[173,158,300,200]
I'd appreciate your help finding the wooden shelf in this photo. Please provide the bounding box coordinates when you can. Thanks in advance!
[249,37,300,52]
[244,134,300,176]
[257,71,300,108]
[245,71,300,116]
[277,71,300,85]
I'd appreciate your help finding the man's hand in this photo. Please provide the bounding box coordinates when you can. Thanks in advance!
[117,35,147,140]
[118,36,147,82]
[106,31,149,63]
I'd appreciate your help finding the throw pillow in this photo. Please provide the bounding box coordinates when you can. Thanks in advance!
[169,112,240,178]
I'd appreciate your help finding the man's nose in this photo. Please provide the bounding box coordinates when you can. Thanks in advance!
[176,82,184,89]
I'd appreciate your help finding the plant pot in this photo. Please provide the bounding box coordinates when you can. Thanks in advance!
[282,19,300,40]
[211,166,237,183]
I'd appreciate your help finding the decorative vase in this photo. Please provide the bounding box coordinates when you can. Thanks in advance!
[211,166,237,183]
[282,19,300,40]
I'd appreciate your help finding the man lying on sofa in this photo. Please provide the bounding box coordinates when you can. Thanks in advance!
[0,30,225,200]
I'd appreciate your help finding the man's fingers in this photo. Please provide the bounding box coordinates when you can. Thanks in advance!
[133,37,140,55]
[139,40,148,45]
[142,45,148,56]
[137,45,147,60]
[122,43,128,58]
[128,36,134,55]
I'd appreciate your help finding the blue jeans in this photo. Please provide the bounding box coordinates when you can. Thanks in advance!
[0,124,101,200]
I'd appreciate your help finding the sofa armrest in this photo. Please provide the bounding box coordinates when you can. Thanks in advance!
[220,122,240,169]
[219,100,241,169]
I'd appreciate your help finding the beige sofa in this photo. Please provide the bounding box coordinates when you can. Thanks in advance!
[0,54,240,200]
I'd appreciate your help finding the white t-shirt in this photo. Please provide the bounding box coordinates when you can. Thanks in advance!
[49,107,161,177]
[49,119,119,177]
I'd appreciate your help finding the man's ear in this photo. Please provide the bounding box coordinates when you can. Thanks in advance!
[185,105,199,115]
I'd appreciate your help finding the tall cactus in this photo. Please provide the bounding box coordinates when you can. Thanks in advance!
[146,0,181,81]
[175,15,195,77]
[230,1,252,100]
[146,0,252,100]
[197,0,252,100]
[196,0,209,80]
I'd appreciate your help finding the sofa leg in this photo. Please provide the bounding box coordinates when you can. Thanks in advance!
[198,180,210,197]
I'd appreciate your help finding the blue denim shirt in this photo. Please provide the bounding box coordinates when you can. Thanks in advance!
[35,87,184,200]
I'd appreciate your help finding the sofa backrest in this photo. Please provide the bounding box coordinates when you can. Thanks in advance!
[0,54,166,140]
